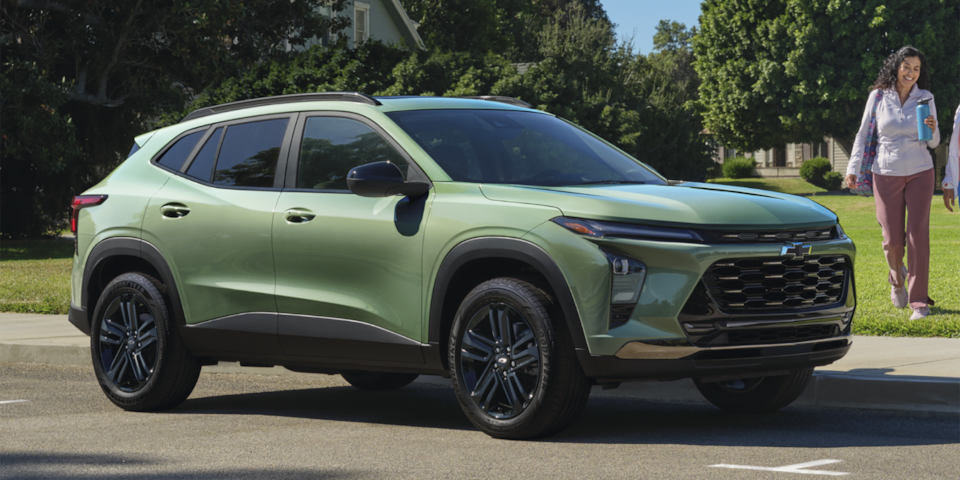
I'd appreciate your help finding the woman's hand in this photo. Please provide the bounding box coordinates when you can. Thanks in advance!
[925,115,937,131]
[945,188,955,212]
[845,174,858,189]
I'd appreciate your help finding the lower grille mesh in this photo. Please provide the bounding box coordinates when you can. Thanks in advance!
[726,324,839,345]
[702,255,849,312]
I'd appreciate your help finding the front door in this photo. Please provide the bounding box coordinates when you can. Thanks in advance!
[272,113,430,363]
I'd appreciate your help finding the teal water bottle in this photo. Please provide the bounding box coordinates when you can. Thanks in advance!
[917,98,932,141]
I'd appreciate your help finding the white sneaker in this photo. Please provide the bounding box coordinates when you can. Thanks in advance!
[891,286,907,308]
[891,266,908,308]
[909,306,930,320]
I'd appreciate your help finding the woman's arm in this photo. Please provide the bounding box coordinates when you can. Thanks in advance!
[845,90,881,187]
[944,104,959,211]
[926,95,941,149]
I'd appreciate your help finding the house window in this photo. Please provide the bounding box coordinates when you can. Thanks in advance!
[355,2,370,44]
[812,141,829,159]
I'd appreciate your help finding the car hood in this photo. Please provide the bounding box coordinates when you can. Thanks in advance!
[479,182,837,229]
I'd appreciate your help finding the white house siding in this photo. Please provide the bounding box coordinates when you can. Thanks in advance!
[297,0,420,51]
[358,0,404,48]
[830,138,851,175]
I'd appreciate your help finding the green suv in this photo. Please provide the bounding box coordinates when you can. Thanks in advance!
[69,93,856,439]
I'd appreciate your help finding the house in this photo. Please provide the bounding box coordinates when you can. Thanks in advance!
[715,138,948,183]
[292,0,425,51]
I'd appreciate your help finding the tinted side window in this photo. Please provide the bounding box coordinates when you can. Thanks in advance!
[156,131,205,170]
[298,117,408,190]
[212,119,289,187]
[186,127,223,181]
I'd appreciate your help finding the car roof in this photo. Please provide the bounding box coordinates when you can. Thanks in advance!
[179,93,534,123]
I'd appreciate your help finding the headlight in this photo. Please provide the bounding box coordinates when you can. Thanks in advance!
[552,217,702,242]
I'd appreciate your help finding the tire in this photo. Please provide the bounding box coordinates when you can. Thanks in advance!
[90,272,200,411]
[341,371,419,390]
[449,278,591,439]
[693,368,814,413]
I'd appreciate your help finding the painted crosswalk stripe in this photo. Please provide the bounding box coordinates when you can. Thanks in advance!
[711,459,849,476]
[0,400,29,405]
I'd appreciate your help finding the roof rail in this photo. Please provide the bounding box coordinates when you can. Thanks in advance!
[459,96,533,109]
[180,92,381,123]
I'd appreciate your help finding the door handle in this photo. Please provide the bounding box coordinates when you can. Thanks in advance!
[283,208,316,223]
[160,203,191,218]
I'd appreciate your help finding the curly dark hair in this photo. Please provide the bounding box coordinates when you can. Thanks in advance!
[871,45,930,91]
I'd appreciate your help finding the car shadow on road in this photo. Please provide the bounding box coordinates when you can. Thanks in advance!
[168,381,959,447]
[0,453,365,479]
[172,382,476,432]
[550,394,960,446]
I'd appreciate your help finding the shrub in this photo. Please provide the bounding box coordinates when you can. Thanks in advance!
[722,157,756,179]
[800,157,833,187]
[822,171,844,191]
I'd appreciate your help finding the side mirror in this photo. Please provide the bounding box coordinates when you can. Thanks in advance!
[347,162,430,198]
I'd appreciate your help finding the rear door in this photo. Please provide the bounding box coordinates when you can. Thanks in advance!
[142,114,296,355]
[272,112,431,363]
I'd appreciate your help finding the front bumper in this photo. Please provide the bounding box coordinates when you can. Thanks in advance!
[69,303,90,335]
[577,335,851,382]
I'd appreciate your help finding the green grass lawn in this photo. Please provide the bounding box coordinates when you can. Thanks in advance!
[0,239,73,315]
[707,177,829,195]
[2,184,958,337]
[811,196,959,337]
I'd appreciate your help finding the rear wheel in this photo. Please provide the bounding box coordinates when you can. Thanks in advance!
[449,278,591,439]
[693,368,814,413]
[90,272,200,411]
[341,371,419,390]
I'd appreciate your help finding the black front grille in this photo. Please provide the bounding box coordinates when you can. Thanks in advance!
[726,324,839,345]
[706,226,835,243]
[702,255,849,312]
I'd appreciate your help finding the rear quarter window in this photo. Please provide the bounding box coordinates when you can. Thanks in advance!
[154,130,206,170]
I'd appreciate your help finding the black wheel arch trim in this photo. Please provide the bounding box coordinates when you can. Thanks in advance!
[80,237,186,331]
[427,237,588,367]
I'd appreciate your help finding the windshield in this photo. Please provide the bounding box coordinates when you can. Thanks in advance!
[385,110,666,186]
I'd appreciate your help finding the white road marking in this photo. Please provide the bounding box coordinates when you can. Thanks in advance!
[0,400,29,405]
[711,459,849,476]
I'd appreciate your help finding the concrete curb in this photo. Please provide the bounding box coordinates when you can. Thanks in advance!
[3,341,957,413]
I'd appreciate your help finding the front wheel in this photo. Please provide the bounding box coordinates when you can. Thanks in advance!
[90,272,200,411]
[449,278,591,439]
[693,368,814,413]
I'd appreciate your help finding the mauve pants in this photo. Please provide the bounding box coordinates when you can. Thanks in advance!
[872,169,935,309]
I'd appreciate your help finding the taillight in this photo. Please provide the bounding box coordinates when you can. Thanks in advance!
[70,195,108,234]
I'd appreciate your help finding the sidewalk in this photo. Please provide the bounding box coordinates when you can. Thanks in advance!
[2,313,957,413]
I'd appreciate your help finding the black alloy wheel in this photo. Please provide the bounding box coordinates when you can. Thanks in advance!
[458,302,541,419]
[97,292,159,392]
[91,272,200,411]
[450,277,591,439]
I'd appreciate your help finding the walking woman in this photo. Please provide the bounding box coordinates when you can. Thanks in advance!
[943,103,959,212]
[844,46,940,320]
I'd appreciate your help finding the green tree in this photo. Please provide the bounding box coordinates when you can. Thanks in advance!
[399,0,609,60]
[694,0,960,153]
[180,4,714,181]
[0,57,84,237]
[652,20,698,54]
[1,0,350,237]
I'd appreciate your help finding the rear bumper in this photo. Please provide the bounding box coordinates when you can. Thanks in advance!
[577,336,851,382]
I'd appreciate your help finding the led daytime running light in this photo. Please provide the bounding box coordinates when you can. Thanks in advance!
[553,217,702,242]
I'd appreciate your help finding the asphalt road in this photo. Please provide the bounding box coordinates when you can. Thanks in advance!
[1,363,957,480]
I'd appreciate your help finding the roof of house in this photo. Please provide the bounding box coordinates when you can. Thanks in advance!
[384,0,425,50]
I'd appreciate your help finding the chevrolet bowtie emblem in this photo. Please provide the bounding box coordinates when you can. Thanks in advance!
[781,242,812,258]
